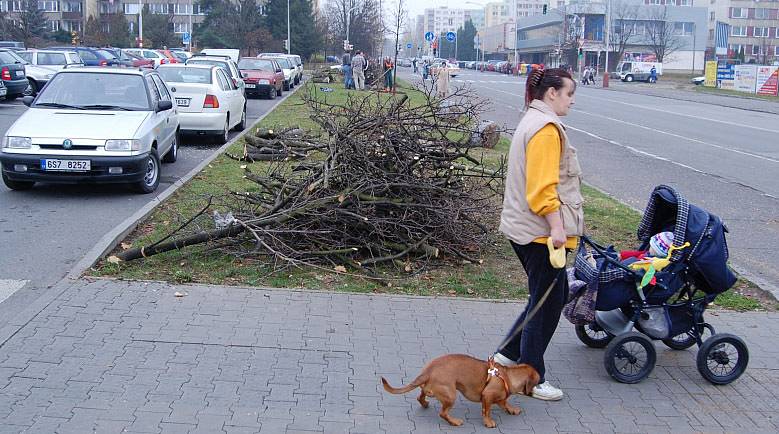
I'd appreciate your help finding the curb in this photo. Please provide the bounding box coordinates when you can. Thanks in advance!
[66,82,305,281]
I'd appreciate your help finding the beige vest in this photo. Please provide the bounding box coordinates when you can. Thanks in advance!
[499,99,585,245]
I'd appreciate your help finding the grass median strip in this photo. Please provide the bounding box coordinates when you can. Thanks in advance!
[90,81,773,311]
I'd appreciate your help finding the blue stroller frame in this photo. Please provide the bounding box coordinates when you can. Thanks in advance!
[571,185,749,385]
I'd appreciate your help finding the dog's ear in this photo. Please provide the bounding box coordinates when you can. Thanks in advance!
[513,365,540,396]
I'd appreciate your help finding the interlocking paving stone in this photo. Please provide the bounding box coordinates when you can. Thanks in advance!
[0,278,777,433]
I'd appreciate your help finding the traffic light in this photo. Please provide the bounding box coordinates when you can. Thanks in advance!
[71,31,79,46]
[284,39,289,50]
[542,4,547,14]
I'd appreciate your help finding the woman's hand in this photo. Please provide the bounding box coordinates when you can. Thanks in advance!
[550,226,566,249]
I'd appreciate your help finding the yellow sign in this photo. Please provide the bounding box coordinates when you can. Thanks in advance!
[704,61,717,87]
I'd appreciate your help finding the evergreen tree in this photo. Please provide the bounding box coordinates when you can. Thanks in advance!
[106,14,131,47]
[19,0,49,46]
[456,20,477,61]
[197,0,240,48]
[265,0,322,59]
[82,16,108,47]
[141,5,175,48]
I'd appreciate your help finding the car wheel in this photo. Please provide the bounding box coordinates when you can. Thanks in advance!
[134,149,160,194]
[216,118,229,144]
[162,130,178,163]
[24,80,37,96]
[625,75,634,82]
[2,172,35,191]
[233,107,246,131]
[268,87,277,99]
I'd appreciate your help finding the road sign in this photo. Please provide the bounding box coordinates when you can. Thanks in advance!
[182,32,191,44]
[406,43,412,49]
[424,32,434,42]
[446,31,456,42]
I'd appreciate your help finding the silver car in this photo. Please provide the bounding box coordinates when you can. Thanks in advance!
[0,68,179,193]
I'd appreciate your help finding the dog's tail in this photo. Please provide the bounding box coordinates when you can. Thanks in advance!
[381,375,426,395]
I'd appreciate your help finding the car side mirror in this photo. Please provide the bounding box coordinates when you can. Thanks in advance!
[157,100,173,111]
[277,69,282,73]
[22,96,34,107]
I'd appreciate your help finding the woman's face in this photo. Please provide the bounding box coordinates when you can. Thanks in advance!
[545,78,576,117]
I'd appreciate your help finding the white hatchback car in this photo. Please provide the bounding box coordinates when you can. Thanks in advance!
[0,68,179,193]
[157,64,246,144]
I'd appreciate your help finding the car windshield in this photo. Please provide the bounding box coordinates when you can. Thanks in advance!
[188,59,229,71]
[0,50,23,64]
[158,67,212,84]
[34,72,150,110]
[273,58,291,69]
[96,49,116,60]
[238,59,275,72]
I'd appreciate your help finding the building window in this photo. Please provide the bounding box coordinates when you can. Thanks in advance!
[37,0,58,11]
[752,45,762,55]
[775,46,779,56]
[50,19,59,31]
[123,3,139,14]
[173,3,190,14]
[674,22,694,36]
[0,1,7,12]
[754,8,769,20]
[754,27,769,38]
[63,1,81,12]
[731,26,746,37]
[709,11,714,21]
[731,8,746,19]
[173,22,188,33]
[11,0,21,11]
[730,44,744,54]
[678,0,691,5]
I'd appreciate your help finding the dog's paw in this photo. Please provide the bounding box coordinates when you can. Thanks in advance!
[448,417,464,426]
[483,419,497,428]
[506,405,522,415]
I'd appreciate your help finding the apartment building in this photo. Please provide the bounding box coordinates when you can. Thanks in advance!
[707,1,779,63]
[506,0,548,20]
[484,2,510,28]
[423,6,469,37]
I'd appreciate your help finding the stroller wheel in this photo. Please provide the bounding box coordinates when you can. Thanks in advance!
[576,324,614,349]
[696,333,749,385]
[663,323,714,350]
[604,332,656,384]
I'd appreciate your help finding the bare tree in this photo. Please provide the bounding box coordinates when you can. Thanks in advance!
[391,0,407,91]
[609,0,640,70]
[644,6,684,62]
[324,0,383,56]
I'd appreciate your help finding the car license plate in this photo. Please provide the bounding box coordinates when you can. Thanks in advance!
[15,70,24,78]
[245,84,256,89]
[175,98,190,107]
[41,159,91,172]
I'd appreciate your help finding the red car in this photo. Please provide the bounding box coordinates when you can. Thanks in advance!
[237,57,284,99]
[125,50,155,69]
[158,49,181,64]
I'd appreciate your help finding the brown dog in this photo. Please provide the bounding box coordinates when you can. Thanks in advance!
[381,354,540,428]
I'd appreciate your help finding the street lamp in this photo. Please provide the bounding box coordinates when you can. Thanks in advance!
[287,0,291,54]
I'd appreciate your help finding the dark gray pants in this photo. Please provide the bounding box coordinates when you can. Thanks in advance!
[497,241,569,383]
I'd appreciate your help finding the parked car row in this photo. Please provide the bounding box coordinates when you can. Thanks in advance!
[1,48,307,194]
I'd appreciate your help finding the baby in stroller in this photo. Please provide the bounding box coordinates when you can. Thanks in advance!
[565,185,749,385]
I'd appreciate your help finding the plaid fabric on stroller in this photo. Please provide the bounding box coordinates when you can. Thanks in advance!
[567,185,748,385]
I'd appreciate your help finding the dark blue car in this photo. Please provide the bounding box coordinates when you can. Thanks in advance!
[48,47,120,67]
[0,49,28,99]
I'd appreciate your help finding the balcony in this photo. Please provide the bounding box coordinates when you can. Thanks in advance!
[62,11,82,19]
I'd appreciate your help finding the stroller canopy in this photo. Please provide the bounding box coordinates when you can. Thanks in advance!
[637,185,736,294]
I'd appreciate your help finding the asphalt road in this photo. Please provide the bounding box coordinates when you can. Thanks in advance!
[399,68,779,297]
[0,86,298,312]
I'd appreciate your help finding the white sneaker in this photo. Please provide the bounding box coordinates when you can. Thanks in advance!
[531,382,564,401]
[491,353,516,366]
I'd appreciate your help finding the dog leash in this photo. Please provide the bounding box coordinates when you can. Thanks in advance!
[495,272,560,354]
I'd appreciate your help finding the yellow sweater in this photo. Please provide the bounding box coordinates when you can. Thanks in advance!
[526,124,579,249]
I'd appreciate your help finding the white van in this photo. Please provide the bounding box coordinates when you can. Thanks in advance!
[617,61,663,82]
[199,49,240,63]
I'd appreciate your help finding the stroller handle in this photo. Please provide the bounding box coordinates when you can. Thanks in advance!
[579,235,640,276]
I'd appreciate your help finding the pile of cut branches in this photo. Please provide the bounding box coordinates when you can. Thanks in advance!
[114,83,505,276]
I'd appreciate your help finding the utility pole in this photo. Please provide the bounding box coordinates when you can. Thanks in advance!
[603,0,610,87]
[287,0,291,54]
[138,0,143,48]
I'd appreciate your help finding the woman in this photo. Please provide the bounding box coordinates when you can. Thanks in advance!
[436,62,450,98]
[493,68,582,401]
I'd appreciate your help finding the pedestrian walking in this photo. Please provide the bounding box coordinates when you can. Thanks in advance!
[587,66,595,85]
[412,57,418,74]
[493,67,582,402]
[352,51,367,90]
[422,60,430,80]
[435,61,450,98]
[383,56,394,91]
[342,51,354,89]
[649,65,657,83]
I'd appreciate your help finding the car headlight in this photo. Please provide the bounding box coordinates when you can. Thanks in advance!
[2,136,32,149]
[105,139,141,151]
[258,79,270,85]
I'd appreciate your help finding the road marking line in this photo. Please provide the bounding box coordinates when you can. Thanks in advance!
[0,279,28,305]
[577,92,779,134]
[572,109,779,165]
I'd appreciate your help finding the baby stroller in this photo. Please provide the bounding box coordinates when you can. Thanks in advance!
[568,185,748,385]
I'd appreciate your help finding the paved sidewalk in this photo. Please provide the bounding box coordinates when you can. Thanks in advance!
[1,279,778,434]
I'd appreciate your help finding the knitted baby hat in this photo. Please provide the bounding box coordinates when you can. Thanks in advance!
[649,231,674,258]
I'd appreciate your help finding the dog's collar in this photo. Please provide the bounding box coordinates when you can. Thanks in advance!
[487,357,511,396]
